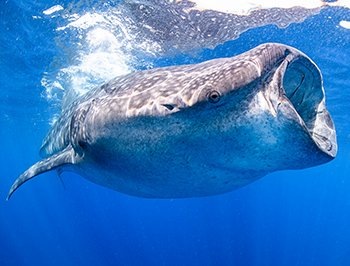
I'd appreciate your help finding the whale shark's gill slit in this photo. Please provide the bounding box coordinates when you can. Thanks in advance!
[162,104,175,111]
[298,91,306,108]
[78,140,88,150]
[288,74,305,101]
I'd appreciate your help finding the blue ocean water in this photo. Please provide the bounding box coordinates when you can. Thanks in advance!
[1,1,350,266]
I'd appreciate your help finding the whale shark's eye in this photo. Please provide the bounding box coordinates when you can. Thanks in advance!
[207,90,221,103]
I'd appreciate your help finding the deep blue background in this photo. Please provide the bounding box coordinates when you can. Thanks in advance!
[1,1,350,266]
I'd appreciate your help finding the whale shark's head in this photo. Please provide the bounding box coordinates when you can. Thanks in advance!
[145,43,337,168]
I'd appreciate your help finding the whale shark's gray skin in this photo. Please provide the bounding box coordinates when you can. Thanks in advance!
[7,43,337,200]
[120,1,323,53]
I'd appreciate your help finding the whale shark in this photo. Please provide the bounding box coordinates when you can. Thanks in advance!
[7,43,337,200]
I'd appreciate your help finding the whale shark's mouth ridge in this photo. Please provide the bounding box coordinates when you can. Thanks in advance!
[283,56,337,157]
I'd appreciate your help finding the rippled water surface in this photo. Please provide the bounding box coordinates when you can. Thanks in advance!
[1,1,350,265]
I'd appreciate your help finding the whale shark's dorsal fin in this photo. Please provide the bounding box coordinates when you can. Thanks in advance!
[7,145,79,200]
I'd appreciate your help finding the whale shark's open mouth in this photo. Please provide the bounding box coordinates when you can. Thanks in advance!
[283,56,337,158]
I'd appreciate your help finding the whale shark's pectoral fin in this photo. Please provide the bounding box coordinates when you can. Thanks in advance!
[7,145,79,200]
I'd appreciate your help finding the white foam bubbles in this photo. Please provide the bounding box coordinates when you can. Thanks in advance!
[57,13,107,31]
[339,20,350,29]
[43,5,64,15]
[71,27,131,89]
[43,10,134,107]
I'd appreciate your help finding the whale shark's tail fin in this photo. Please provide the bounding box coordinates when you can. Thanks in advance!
[7,145,79,200]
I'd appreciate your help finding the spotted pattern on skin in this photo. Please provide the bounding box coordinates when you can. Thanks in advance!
[119,1,322,53]
[40,43,334,158]
[9,43,338,200]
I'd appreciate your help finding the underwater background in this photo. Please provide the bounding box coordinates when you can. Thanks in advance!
[1,1,350,265]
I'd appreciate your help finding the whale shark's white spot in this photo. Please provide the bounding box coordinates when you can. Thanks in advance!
[56,13,106,31]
